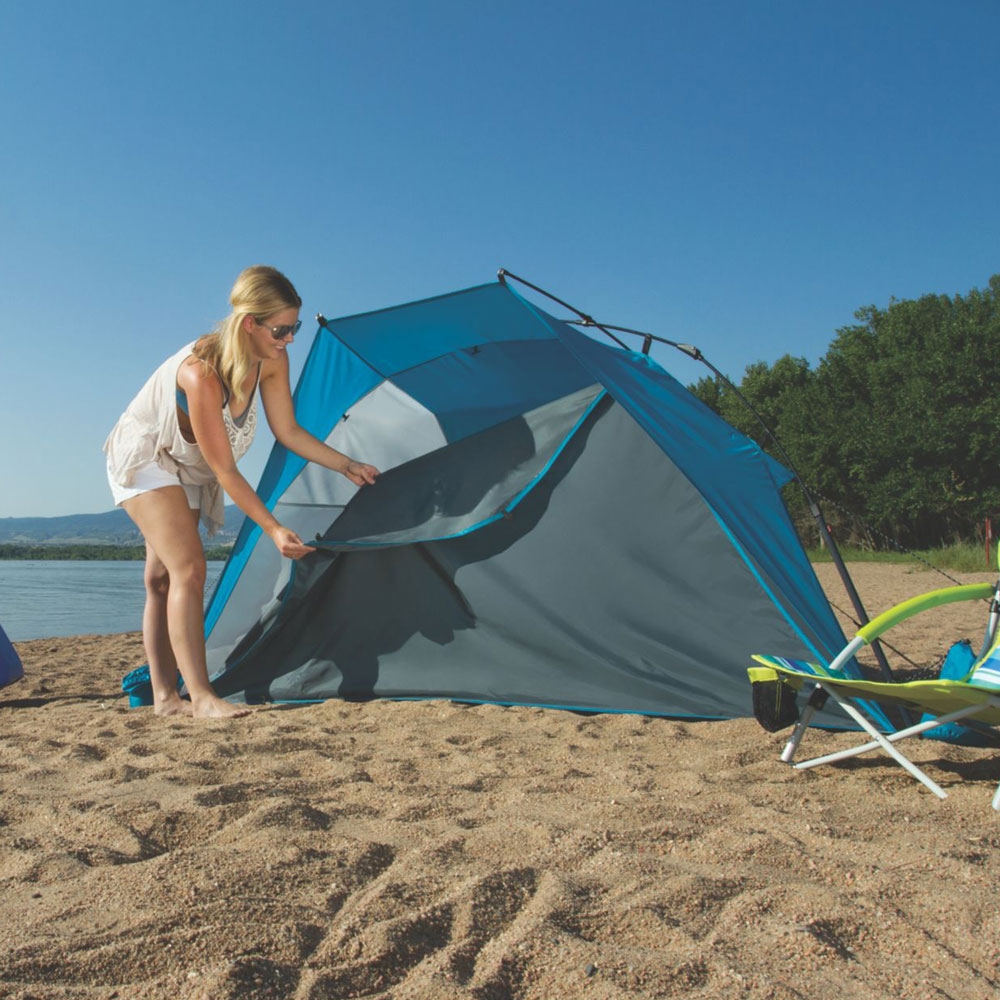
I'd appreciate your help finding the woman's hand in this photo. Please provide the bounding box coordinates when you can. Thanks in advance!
[260,360,380,489]
[343,460,379,486]
[268,525,316,560]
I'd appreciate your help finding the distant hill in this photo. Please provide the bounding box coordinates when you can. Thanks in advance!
[0,506,245,546]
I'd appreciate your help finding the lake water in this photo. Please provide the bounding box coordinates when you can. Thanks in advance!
[0,561,226,641]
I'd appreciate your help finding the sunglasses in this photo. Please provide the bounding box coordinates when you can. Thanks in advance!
[255,317,302,340]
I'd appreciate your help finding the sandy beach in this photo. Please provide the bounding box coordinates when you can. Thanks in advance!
[3,562,1000,999]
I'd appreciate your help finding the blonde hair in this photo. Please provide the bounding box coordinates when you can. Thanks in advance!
[192,265,302,405]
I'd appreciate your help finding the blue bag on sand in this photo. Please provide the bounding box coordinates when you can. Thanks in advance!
[122,665,154,708]
[1,622,24,690]
[922,640,999,747]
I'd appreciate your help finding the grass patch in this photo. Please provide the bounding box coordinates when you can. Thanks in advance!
[807,542,994,574]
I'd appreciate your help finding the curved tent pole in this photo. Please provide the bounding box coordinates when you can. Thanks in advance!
[497,269,630,349]
[497,267,895,683]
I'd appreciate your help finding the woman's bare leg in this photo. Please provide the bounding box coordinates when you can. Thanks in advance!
[141,539,192,716]
[123,487,249,718]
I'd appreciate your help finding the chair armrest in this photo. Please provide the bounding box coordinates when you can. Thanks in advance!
[856,582,995,645]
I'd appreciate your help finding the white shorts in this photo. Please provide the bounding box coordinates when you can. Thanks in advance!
[107,459,201,510]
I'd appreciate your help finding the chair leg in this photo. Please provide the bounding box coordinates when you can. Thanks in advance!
[781,707,815,763]
[781,686,829,763]
[804,703,987,765]
[797,684,949,800]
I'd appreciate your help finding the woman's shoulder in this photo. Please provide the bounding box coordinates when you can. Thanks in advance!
[176,349,225,400]
[259,347,290,381]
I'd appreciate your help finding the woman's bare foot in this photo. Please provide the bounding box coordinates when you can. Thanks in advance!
[189,694,252,719]
[154,694,194,717]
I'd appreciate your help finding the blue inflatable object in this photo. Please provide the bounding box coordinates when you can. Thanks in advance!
[122,665,154,707]
[922,640,999,746]
[0,622,24,690]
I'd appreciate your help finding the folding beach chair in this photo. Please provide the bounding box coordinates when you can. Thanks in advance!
[748,573,1000,809]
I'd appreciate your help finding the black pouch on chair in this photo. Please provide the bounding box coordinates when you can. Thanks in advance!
[750,674,800,732]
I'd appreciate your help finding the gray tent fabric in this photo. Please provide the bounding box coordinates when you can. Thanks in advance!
[209,398,835,716]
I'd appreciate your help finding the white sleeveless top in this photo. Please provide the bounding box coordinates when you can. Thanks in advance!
[103,342,259,535]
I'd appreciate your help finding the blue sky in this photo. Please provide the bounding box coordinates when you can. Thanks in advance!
[1,0,997,518]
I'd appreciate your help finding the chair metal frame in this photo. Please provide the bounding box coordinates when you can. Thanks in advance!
[754,577,1000,809]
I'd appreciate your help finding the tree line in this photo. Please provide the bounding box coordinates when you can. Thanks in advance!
[0,544,234,561]
[689,274,1000,550]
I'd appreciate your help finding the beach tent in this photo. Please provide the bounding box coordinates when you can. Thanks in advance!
[1,622,24,690]
[200,279,851,718]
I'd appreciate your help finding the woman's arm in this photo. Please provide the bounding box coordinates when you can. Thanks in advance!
[259,353,380,485]
[178,359,315,559]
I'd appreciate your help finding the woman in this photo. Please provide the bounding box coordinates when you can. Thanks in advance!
[104,266,378,718]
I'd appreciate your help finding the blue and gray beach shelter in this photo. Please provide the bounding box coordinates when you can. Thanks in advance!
[203,281,847,717]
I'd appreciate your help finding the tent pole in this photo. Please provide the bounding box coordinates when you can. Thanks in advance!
[497,267,894,684]
[498,269,630,349]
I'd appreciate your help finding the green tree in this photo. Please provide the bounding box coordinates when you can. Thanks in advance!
[690,274,1000,549]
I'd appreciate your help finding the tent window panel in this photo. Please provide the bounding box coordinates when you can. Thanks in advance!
[281,380,447,507]
[313,384,603,548]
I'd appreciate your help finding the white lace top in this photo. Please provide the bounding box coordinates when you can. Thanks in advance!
[223,383,259,461]
[103,342,260,535]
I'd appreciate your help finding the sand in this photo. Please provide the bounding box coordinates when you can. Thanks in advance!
[3,562,1000,999]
